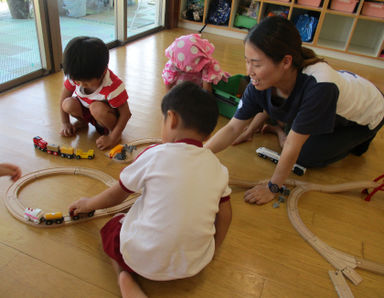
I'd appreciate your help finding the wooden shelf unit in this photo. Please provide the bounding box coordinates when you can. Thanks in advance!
[178,0,384,61]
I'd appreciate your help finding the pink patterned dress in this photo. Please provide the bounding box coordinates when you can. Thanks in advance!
[162,34,230,87]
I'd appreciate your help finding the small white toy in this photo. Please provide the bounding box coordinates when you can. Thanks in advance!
[256,147,306,176]
[24,207,44,224]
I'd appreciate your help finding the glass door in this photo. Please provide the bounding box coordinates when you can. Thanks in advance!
[0,0,165,92]
[127,0,163,38]
[58,0,116,51]
[0,0,43,86]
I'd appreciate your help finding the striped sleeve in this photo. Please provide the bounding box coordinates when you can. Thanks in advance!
[64,78,76,93]
[100,71,128,108]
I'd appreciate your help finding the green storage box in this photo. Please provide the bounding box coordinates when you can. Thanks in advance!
[213,75,250,118]
[234,14,257,29]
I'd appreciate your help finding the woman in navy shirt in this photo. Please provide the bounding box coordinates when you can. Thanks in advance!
[206,16,384,205]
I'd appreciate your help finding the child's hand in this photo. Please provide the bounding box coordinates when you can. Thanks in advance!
[96,135,119,150]
[0,163,21,181]
[68,197,93,216]
[60,122,76,137]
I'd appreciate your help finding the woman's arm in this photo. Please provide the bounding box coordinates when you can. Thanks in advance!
[205,117,251,153]
[270,130,309,187]
[232,111,269,145]
[244,130,309,205]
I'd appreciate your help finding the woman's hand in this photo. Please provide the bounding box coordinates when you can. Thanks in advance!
[244,184,275,205]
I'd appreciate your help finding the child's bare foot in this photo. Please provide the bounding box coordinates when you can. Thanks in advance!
[261,124,287,148]
[119,271,147,298]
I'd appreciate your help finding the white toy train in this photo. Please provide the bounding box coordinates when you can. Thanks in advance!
[256,147,306,176]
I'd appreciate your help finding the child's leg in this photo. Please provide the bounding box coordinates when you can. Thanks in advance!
[61,97,89,131]
[119,271,148,298]
[100,214,147,298]
[89,101,118,133]
[262,124,287,148]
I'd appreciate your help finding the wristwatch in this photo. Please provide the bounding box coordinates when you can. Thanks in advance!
[268,181,282,194]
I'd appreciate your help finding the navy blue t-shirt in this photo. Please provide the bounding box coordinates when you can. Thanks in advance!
[235,72,340,135]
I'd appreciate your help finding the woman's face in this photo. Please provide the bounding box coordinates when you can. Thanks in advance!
[244,41,285,91]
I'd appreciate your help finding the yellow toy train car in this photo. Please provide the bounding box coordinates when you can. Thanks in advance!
[33,136,95,160]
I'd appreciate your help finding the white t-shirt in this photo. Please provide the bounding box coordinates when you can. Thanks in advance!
[119,139,231,280]
[303,62,384,130]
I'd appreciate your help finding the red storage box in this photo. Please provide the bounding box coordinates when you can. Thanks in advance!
[361,1,384,18]
[330,0,359,12]
[297,0,322,7]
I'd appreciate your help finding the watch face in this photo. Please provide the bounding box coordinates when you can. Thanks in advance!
[268,181,280,193]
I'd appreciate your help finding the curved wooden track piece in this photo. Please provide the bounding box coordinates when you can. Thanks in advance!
[229,178,384,291]
[106,137,162,163]
[5,167,139,228]
[286,180,384,285]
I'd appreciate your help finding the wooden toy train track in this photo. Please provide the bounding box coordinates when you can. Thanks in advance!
[4,137,164,228]
[5,167,139,228]
[229,177,384,297]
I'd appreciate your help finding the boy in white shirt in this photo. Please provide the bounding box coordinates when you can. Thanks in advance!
[69,81,232,297]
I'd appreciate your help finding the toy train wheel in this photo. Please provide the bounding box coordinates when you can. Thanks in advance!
[56,218,64,224]
[293,167,304,176]
[45,220,53,225]
[88,210,95,217]
[76,156,81,160]
[72,215,80,220]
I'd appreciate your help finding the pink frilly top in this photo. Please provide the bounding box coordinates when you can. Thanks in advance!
[162,34,230,87]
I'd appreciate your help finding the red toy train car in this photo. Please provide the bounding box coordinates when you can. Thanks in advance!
[33,136,95,160]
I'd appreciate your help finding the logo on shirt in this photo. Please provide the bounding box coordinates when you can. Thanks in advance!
[237,100,243,110]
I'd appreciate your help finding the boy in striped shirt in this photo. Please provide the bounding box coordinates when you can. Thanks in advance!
[60,36,131,150]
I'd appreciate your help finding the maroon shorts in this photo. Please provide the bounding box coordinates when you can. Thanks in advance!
[80,104,110,135]
[100,214,134,273]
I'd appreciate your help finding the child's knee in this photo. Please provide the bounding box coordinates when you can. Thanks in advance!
[62,97,80,114]
[89,102,109,119]
[89,102,117,126]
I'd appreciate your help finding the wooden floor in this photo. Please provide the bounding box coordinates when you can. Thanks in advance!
[0,28,383,298]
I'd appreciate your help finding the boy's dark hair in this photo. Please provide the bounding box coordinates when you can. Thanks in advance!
[161,82,219,137]
[63,36,109,81]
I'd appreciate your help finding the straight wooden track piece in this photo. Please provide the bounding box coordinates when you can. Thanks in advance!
[328,270,354,298]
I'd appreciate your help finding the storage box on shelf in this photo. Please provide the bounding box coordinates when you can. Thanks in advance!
[213,75,249,118]
[234,14,258,28]
[329,0,359,13]
[178,0,384,62]
[361,1,384,18]
[297,0,322,7]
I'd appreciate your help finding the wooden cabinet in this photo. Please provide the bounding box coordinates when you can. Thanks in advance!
[178,0,384,62]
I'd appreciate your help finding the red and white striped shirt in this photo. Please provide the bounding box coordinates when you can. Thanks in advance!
[64,69,128,108]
